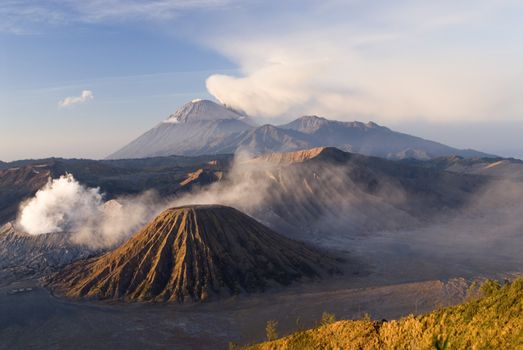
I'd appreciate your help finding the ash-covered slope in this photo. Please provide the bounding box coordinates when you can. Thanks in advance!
[107,100,493,160]
[214,124,315,155]
[107,100,255,159]
[165,99,254,124]
[0,223,96,276]
[205,147,488,244]
[402,156,523,181]
[51,205,337,302]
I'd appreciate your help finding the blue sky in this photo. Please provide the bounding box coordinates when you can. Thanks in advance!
[1,0,522,160]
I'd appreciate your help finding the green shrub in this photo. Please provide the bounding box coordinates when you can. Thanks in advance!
[433,335,450,350]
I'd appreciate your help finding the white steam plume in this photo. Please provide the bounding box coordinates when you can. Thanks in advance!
[18,173,102,235]
[17,174,161,249]
[171,151,272,212]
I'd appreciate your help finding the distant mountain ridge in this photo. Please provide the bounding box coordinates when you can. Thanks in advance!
[107,99,494,160]
[0,155,231,225]
[279,115,487,159]
[227,147,488,243]
[401,155,523,181]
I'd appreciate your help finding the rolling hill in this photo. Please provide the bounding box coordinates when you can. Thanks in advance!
[247,277,523,350]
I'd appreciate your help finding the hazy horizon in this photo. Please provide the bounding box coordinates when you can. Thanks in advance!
[1,104,523,162]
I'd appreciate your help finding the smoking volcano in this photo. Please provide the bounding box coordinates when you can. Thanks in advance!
[51,205,338,302]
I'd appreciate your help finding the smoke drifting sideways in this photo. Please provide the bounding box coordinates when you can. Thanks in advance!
[171,150,416,241]
[17,174,162,249]
[172,151,523,253]
[171,151,273,214]
[171,153,523,279]
[14,154,523,278]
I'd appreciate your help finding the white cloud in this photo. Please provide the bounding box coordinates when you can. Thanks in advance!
[4,0,523,124]
[204,0,523,123]
[58,90,94,108]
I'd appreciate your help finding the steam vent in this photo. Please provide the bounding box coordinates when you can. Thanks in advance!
[51,205,338,302]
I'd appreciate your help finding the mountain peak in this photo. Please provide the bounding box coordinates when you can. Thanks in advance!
[282,116,384,134]
[51,205,337,302]
[252,147,349,164]
[299,115,328,121]
[164,99,250,124]
[293,115,329,128]
[279,115,332,134]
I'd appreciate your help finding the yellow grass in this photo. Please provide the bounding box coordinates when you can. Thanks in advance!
[247,278,523,350]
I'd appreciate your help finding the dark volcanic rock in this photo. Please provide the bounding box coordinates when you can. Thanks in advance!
[0,223,97,276]
[0,165,53,224]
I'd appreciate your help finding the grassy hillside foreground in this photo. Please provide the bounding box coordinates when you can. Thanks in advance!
[246,278,523,350]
